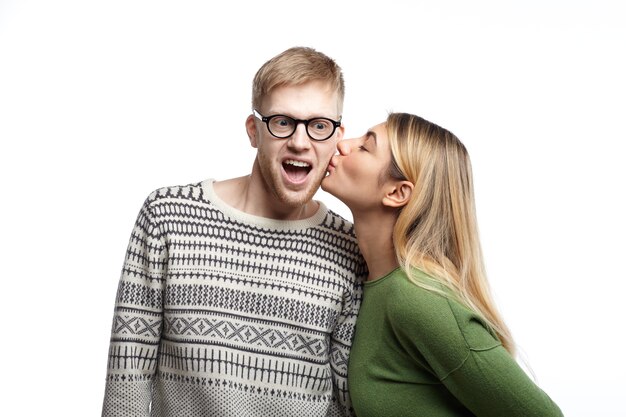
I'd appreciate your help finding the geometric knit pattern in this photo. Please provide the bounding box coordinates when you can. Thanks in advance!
[102,179,366,417]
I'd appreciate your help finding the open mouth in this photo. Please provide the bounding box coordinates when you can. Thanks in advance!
[283,159,312,183]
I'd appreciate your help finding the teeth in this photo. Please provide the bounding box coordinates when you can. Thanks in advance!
[284,160,310,168]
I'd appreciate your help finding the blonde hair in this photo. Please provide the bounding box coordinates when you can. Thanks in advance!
[251,46,345,113]
[387,112,516,355]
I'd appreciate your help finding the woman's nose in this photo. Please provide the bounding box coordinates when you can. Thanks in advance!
[337,138,354,155]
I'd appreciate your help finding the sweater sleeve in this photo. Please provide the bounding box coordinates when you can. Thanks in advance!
[439,303,563,417]
[326,274,363,417]
[442,342,563,416]
[391,279,562,417]
[101,198,168,417]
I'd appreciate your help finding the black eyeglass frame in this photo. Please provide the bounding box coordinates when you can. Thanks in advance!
[253,109,342,142]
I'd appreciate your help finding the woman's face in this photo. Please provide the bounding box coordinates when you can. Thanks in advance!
[321,122,393,211]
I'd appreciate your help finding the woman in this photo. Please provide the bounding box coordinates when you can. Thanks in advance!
[321,113,562,416]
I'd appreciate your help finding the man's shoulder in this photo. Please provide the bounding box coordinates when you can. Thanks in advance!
[143,180,209,206]
[318,207,357,239]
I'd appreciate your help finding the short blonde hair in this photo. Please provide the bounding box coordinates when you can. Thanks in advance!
[251,46,344,113]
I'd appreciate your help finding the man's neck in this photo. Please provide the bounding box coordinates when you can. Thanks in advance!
[213,175,318,221]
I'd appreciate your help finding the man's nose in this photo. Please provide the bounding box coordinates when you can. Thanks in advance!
[287,123,312,150]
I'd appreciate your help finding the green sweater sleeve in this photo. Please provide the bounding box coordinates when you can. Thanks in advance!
[442,342,562,416]
[389,275,563,417]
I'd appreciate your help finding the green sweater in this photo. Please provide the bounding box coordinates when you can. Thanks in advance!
[347,268,562,417]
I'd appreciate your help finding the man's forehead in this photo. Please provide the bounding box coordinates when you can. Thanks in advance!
[261,84,341,118]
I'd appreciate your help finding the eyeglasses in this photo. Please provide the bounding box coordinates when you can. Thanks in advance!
[253,109,341,142]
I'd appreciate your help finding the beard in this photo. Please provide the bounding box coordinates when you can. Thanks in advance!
[256,151,325,209]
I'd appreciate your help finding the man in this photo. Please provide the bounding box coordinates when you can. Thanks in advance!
[102,46,366,417]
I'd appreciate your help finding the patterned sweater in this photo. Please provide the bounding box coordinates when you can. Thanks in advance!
[102,179,366,417]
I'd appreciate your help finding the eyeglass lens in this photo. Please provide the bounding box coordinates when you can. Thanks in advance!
[267,115,336,141]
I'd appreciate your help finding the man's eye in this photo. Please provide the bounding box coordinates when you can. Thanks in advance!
[270,116,294,130]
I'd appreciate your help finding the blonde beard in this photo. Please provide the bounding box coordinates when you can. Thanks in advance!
[257,155,325,209]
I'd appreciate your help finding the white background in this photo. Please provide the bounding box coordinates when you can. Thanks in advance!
[1,1,624,415]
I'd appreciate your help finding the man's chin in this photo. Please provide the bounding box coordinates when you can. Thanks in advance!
[279,169,327,205]
[280,182,321,207]
[290,186,318,204]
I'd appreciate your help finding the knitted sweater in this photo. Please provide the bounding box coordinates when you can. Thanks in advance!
[102,179,366,417]
[348,268,562,417]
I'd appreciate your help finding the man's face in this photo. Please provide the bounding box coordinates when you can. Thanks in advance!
[247,80,343,208]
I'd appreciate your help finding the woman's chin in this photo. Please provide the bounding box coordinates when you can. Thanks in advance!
[320,175,334,193]
[321,177,344,201]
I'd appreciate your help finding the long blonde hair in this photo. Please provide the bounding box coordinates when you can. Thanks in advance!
[387,112,515,355]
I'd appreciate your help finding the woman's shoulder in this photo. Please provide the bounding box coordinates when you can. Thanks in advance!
[382,269,460,334]
[385,268,453,310]
[384,268,500,349]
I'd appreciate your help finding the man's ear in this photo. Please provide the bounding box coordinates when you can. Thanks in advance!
[382,180,414,208]
[335,124,345,141]
[245,114,258,148]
